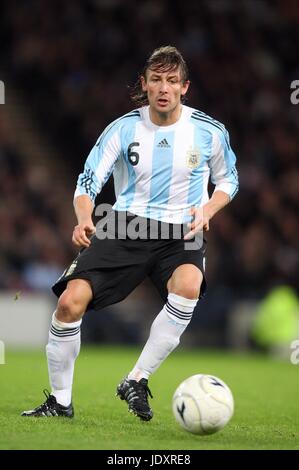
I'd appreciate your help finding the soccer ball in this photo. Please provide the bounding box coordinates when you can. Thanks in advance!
[172,374,234,435]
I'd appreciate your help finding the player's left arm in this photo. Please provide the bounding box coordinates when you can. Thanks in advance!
[184,129,238,240]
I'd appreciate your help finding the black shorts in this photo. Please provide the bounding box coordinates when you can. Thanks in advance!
[52,211,207,311]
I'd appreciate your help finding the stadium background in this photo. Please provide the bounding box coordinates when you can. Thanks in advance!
[0,0,299,349]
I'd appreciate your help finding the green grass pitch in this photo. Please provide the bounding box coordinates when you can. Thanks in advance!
[0,346,298,450]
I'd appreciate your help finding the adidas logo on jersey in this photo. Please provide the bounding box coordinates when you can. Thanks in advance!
[157,138,170,148]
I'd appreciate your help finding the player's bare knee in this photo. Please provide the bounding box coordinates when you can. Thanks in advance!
[56,293,84,322]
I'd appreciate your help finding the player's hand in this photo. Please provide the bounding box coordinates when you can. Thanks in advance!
[72,221,96,248]
[184,206,210,240]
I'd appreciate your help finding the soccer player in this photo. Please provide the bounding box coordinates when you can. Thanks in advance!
[22,46,238,420]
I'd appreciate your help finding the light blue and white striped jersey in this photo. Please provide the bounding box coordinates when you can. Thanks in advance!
[75,105,239,223]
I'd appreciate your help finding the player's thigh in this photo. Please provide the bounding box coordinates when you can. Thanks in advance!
[167,264,203,299]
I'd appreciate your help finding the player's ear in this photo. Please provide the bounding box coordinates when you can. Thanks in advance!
[141,75,147,92]
[181,80,190,97]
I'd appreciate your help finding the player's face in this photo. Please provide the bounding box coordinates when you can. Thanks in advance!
[141,66,190,122]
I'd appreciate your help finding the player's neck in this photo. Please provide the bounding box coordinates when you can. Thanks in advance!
[149,105,182,126]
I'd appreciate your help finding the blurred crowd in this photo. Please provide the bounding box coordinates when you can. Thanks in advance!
[1,0,298,309]
[0,120,76,291]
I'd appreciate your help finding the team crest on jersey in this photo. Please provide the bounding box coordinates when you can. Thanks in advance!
[186,147,200,169]
[65,260,78,277]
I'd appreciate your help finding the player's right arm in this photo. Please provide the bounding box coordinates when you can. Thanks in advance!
[72,195,95,248]
[72,123,121,248]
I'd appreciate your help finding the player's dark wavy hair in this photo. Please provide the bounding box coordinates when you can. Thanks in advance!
[130,46,189,107]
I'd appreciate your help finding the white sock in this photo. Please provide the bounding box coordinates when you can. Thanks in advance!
[46,312,81,407]
[128,293,198,381]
